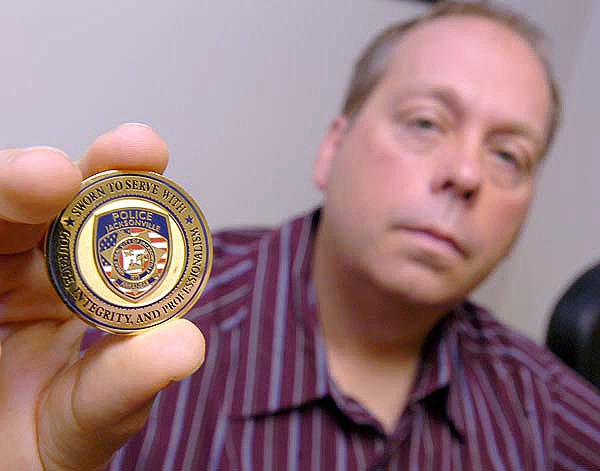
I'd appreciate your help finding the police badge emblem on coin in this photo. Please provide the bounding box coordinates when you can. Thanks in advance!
[45,170,213,335]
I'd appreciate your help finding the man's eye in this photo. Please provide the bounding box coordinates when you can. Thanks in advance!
[410,118,438,131]
[494,150,519,166]
[497,150,514,161]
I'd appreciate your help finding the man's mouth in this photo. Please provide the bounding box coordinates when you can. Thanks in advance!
[402,226,467,258]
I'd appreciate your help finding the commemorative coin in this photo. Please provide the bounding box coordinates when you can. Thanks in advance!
[45,170,213,335]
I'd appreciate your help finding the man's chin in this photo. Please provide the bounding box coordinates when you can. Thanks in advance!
[367,264,469,311]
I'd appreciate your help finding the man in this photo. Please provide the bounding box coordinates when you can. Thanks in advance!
[1,2,599,470]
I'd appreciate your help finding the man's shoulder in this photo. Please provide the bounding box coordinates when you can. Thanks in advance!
[439,302,600,467]
[455,300,600,408]
[456,301,559,376]
[183,225,276,330]
[212,226,273,259]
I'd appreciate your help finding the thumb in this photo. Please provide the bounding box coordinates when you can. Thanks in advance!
[38,319,205,471]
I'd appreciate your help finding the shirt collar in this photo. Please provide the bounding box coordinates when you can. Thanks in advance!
[409,306,467,438]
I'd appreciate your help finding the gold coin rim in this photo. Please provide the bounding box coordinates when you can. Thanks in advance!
[44,170,213,335]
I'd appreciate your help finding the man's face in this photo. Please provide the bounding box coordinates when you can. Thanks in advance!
[314,16,552,309]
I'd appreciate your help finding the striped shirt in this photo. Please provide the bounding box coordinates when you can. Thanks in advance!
[87,209,600,470]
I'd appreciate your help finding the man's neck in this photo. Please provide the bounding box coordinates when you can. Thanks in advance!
[311,223,452,432]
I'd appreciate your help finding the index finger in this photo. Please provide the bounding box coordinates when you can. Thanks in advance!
[0,147,81,254]
[77,123,169,179]
[0,123,170,255]
[0,147,81,225]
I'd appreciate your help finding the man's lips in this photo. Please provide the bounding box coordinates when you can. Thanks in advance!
[401,226,468,257]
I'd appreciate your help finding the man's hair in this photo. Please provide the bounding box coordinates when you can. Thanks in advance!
[341,1,561,157]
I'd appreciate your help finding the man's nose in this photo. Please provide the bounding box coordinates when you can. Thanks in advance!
[430,137,483,201]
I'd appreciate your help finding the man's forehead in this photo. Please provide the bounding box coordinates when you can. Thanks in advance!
[389,14,539,65]
[378,16,549,106]
[373,15,552,140]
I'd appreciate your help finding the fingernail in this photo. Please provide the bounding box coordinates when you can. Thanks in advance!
[11,146,70,162]
[4,149,20,164]
[116,122,153,130]
[22,145,69,157]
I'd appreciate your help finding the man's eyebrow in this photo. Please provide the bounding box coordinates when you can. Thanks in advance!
[389,85,466,116]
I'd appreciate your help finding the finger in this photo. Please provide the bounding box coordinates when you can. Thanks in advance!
[38,319,204,471]
[0,220,48,255]
[0,148,81,254]
[0,318,85,397]
[78,123,169,179]
[0,318,87,471]
[0,250,72,323]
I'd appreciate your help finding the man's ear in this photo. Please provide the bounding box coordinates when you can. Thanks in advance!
[313,115,349,191]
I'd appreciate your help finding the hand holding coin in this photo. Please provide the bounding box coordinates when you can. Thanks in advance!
[0,124,206,471]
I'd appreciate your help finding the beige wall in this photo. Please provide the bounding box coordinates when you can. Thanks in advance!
[0,0,425,229]
[1,1,598,342]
